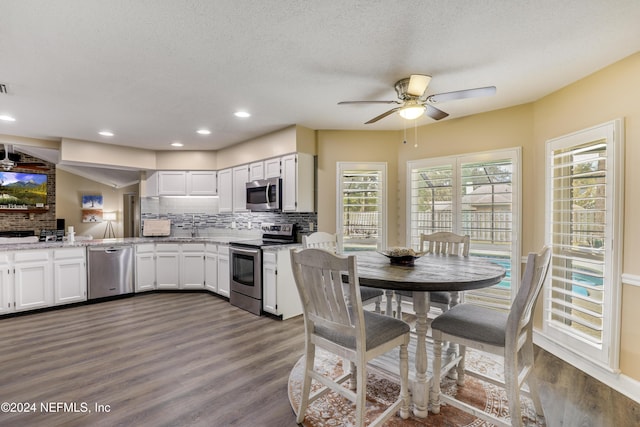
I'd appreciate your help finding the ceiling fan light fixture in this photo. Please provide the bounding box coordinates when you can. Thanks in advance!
[398,105,425,120]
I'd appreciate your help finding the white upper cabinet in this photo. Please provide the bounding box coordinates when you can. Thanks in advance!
[232,165,249,212]
[187,171,217,195]
[158,171,187,195]
[218,168,233,212]
[150,171,217,196]
[264,158,281,178]
[281,153,314,212]
[249,161,264,181]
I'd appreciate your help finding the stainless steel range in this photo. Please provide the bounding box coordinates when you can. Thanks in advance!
[229,223,296,315]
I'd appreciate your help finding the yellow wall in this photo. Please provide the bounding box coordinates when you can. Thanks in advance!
[55,169,138,238]
[532,52,640,377]
[316,130,400,245]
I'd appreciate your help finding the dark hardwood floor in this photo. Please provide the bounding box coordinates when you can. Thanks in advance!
[1,293,638,426]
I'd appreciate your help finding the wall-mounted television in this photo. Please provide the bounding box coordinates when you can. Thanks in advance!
[0,171,47,208]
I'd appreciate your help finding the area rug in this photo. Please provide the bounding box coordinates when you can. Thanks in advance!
[288,349,543,426]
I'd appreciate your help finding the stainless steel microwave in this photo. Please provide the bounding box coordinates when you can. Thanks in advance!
[246,177,281,211]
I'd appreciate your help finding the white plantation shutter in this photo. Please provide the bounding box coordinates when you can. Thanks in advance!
[459,156,516,310]
[408,163,454,249]
[407,149,521,309]
[544,120,624,368]
[337,163,387,251]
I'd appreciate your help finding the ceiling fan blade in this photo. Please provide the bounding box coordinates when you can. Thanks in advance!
[365,107,402,124]
[338,100,400,105]
[428,86,496,103]
[425,104,449,121]
[407,74,431,97]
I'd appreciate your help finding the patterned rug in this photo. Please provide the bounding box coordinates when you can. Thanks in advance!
[287,349,544,426]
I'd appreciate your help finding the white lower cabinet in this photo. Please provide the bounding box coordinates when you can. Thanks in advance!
[181,244,205,289]
[0,249,87,314]
[53,248,87,305]
[135,244,156,292]
[204,244,218,293]
[155,244,180,289]
[262,252,278,314]
[0,254,12,315]
[262,248,302,319]
[13,250,53,312]
[217,245,230,298]
[134,243,221,293]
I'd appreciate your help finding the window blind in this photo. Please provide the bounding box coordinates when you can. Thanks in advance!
[407,150,520,310]
[338,164,386,251]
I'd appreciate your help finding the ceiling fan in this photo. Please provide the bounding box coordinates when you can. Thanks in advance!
[338,74,496,124]
[1,144,49,171]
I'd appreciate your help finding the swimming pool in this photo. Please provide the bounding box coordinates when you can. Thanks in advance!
[478,256,601,296]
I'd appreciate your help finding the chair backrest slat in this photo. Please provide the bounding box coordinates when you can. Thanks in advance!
[291,248,364,340]
[420,232,470,256]
[507,246,552,341]
[302,232,343,253]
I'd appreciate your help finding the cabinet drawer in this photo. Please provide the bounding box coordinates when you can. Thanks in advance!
[182,243,205,252]
[155,244,180,252]
[136,244,155,253]
[14,250,50,263]
[54,248,86,260]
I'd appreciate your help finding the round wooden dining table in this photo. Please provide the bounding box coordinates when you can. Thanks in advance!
[352,251,506,418]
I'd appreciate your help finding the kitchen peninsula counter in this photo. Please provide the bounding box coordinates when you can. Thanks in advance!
[0,235,266,252]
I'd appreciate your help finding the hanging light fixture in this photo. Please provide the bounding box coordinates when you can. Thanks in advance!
[398,101,426,120]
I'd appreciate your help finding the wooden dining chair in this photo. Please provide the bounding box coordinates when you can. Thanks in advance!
[395,231,470,320]
[430,246,552,427]
[303,231,384,313]
[290,248,410,427]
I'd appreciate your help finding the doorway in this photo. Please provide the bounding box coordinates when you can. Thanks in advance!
[123,193,139,237]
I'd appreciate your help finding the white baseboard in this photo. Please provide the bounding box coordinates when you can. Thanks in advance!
[534,331,640,403]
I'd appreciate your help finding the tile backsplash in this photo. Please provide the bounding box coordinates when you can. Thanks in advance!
[141,197,317,237]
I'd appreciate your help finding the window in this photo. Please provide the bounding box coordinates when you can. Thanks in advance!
[407,149,521,309]
[337,163,387,251]
[544,119,624,369]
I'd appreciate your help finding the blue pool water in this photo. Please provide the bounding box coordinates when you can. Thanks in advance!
[480,256,601,296]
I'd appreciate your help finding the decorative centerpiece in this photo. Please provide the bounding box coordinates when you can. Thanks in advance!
[379,247,425,266]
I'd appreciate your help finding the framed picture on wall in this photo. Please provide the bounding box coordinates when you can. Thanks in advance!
[82,209,103,223]
[82,194,103,209]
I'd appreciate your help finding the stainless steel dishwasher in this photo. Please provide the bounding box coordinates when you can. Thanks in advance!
[88,245,134,299]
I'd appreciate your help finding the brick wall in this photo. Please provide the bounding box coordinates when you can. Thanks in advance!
[0,153,56,234]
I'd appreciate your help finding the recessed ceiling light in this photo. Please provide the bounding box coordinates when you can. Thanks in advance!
[234,111,251,118]
[0,115,16,122]
[197,129,211,135]
[99,130,114,137]
[171,142,184,147]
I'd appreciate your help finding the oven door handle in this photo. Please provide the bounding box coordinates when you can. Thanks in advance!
[230,246,260,256]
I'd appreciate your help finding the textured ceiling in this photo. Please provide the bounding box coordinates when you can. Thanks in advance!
[1,0,640,156]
